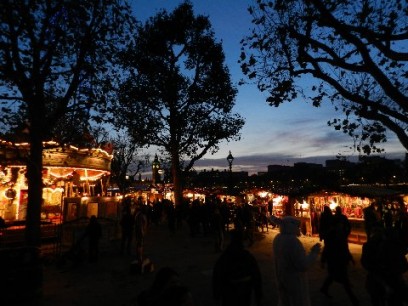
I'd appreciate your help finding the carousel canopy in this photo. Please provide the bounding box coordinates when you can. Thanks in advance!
[0,139,113,182]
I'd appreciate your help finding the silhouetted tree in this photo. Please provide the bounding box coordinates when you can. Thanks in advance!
[114,2,245,206]
[0,0,135,247]
[240,0,408,155]
[110,132,147,194]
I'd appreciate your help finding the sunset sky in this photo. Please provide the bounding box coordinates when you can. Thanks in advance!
[131,0,407,175]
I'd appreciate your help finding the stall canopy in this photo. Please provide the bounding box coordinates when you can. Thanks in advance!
[338,185,404,198]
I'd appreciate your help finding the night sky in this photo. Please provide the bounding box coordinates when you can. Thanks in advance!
[131,0,406,175]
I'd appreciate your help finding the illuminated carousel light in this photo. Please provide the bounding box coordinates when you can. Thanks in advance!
[0,138,113,221]
[4,187,17,200]
[47,167,109,181]
[47,168,76,179]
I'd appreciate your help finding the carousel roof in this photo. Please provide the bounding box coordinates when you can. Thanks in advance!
[0,139,113,181]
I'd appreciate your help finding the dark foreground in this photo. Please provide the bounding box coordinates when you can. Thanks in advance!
[31,222,407,305]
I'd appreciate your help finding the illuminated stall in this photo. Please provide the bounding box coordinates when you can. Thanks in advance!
[244,189,288,217]
[183,188,207,203]
[302,187,407,243]
[0,139,115,224]
[305,190,371,219]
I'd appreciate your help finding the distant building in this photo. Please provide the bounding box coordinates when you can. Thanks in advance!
[267,165,292,173]
[151,154,161,185]
[187,169,248,188]
[325,159,355,179]
[293,162,323,170]
[325,159,355,168]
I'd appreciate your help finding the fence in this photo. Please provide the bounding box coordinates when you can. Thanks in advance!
[0,217,120,259]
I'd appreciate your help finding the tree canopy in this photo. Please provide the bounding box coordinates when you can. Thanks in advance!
[0,0,135,135]
[240,0,408,155]
[113,2,244,205]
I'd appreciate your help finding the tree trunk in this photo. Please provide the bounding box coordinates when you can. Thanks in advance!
[171,153,183,206]
[11,97,45,304]
[25,99,44,247]
[25,136,43,247]
[173,171,183,206]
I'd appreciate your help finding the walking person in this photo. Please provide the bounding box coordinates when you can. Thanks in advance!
[212,229,263,306]
[240,202,255,246]
[134,204,148,265]
[363,202,383,238]
[212,206,225,252]
[272,216,321,306]
[333,205,351,237]
[258,203,269,233]
[85,215,102,263]
[320,208,359,305]
[319,205,333,242]
[361,226,408,306]
[120,208,134,255]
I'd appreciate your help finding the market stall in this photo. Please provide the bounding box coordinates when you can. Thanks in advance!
[243,189,288,217]
[304,187,407,243]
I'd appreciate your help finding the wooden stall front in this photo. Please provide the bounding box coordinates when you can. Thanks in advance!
[304,187,406,244]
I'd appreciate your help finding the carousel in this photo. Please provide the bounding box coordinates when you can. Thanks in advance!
[0,139,118,224]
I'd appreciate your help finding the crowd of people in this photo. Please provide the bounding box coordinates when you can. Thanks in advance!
[64,195,408,306]
[119,195,272,252]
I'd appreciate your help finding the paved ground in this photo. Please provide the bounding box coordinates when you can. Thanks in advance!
[38,221,406,306]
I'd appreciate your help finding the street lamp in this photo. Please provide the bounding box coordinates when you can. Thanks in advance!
[226,151,234,195]
[227,150,234,172]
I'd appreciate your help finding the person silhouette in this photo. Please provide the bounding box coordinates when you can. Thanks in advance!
[272,216,321,306]
[137,267,195,306]
[212,206,225,252]
[134,204,148,264]
[361,226,408,306]
[212,229,263,306]
[319,205,333,242]
[85,215,102,263]
[320,209,359,305]
[363,202,382,238]
[120,208,134,255]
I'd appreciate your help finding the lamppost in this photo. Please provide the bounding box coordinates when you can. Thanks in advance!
[227,150,234,172]
[226,151,234,194]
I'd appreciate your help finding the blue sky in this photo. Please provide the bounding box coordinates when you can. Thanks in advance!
[131,0,407,175]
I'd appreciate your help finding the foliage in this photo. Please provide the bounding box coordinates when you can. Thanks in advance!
[109,132,147,193]
[0,0,135,131]
[113,2,244,203]
[240,0,408,154]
